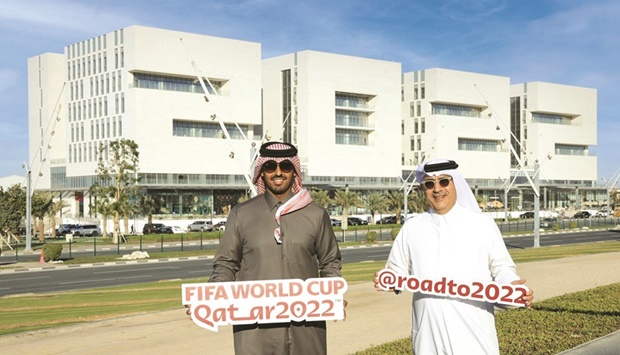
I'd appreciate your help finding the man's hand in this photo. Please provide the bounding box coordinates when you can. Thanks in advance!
[511,278,534,309]
[373,266,396,292]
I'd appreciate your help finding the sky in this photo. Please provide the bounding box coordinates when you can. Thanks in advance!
[1,0,618,186]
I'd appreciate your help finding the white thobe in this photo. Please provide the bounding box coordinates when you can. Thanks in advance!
[386,204,520,355]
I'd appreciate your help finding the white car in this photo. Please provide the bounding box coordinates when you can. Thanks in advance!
[171,226,185,234]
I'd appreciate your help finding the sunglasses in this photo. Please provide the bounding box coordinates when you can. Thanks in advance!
[421,176,453,190]
[263,160,295,174]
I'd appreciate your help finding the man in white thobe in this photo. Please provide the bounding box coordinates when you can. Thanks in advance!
[377,159,534,355]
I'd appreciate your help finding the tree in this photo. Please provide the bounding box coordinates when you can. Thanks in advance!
[0,184,26,239]
[47,199,69,238]
[31,192,54,242]
[363,192,388,224]
[387,191,405,224]
[333,190,361,229]
[137,194,157,234]
[408,189,429,213]
[309,189,332,209]
[92,139,140,244]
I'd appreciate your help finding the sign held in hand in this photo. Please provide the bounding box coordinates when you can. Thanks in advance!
[182,277,348,331]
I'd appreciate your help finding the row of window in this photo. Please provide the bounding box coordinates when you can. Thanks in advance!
[71,117,123,143]
[69,71,123,103]
[335,110,371,128]
[335,93,373,109]
[68,140,111,164]
[432,103,482,118]
[172,120,250,140]
[67,47,124,82]
[555,144,587,156]
[458,138,501,152]
[68,92,125,122]
[67,29,124,59]
[532,112,573,125]
[335,128,369,146]
[133,73,221,95]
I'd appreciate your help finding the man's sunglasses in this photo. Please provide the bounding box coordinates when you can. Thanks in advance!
[263,160,295,174]
[421,176,453,190]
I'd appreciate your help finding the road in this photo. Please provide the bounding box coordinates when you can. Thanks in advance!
[1,229,618,297]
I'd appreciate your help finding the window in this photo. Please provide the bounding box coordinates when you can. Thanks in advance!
[335,128,369,146]
[335,110,370,128]
[432,103,481,118]
[133,72,223,95]
[532,112,573,125]
[458,138,500,152]
[335,93,372,109]
[173,120,250,140]
[555,144,586,156]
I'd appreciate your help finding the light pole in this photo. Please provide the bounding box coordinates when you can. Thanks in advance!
[22,162,33,252]
[533,160,540,248]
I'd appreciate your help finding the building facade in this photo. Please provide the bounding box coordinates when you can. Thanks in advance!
[27,25,605,219]
[400,68,603,211]
[262,50,403,191]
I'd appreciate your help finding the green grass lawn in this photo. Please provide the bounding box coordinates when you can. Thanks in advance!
[1,241,619,354]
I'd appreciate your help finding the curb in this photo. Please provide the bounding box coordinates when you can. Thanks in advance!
[0,255,214,274]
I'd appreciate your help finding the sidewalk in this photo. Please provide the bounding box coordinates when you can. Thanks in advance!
[1,252,620,354]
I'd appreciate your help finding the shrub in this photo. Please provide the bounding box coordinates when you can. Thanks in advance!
[569,221,578,229]
[390,228,400,240]
[366,231,377,243]
[552,223,561,231]
[42,244,63,262]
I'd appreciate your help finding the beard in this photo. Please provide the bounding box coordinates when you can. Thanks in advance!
[263,174,295,197]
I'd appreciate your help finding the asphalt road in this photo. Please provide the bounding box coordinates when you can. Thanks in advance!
[1,229,618,297]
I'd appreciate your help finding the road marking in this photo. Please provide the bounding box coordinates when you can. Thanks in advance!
[60,275,148,285]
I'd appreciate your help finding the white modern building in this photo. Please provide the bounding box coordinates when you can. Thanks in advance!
[400,68,601,210]
[28,25,263,216]
[262,50,402,190]
[27,25,605,218]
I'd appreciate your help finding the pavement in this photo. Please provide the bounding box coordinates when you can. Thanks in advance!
[1,250,620,354]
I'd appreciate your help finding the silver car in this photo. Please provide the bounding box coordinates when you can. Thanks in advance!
[187,220,214,232]
[71,224,102,236]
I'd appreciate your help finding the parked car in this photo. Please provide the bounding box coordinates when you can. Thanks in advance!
[520,211,535,219]
[187,220,214,232]
[142,223,173,234]
[56,224,78,236]
[573,211,591,219]
[376,215,404,224]
[71,224,102,237]
[330,218,342,227]
[171,226,185,234]
[540,218,558,228]
[347,217,368,226]
[214,221,227,231]
[594,210,609,218]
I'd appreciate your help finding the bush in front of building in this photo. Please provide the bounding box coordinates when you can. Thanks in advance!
[569,221,579,229]
[42,244,63,262]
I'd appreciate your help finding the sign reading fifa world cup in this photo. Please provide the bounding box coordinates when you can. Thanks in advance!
[376,268,528,307]
[182,277,348,331]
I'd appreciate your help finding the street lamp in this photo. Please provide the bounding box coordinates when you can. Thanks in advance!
[21,162,33,252]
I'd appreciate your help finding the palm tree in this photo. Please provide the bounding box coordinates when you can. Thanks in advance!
[309,189,332,209]
[387,191,405,224]
[333,190,361,229]
[137,195,157,234]
[31,192,54,242]
[92,196,114,238]
[363,191,388,224]
[408,189,429,213]
[47,199,69,238]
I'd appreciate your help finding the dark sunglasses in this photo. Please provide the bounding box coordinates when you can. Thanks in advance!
[421,176,453,190]
[263,160,294,174]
